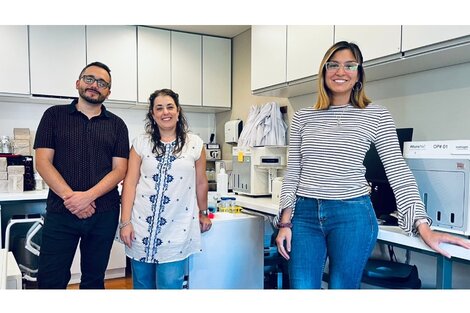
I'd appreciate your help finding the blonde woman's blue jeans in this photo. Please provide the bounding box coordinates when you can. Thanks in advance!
[288,195,378,289]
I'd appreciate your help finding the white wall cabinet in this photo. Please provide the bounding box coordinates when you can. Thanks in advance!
[252,25,470,98]
[287,25,334,82]
[251,25,287,91]
[334,25,402,62]
[29,26,86,98]
[86,26,137,103]
[0,25,231,112]
[402,25,470,52]
[0,26,30,95]
[251,25,401,93]
[249,25,341,94]
[203,36,231,108]
[137,26,171,105]
[171,31,202,107]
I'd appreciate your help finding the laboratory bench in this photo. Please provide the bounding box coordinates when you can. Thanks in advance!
[188,212,264,289]
[0,190,126,286]
[234,193,470,289]
[0,191,264,289]
[4,191,469,289]
[377,225,470,289]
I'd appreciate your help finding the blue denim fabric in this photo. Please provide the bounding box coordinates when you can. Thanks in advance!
[37,210,119,289]
[131,258,187,289]
[288,195,378,289]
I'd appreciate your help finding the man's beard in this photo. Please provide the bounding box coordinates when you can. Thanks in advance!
[79,88,106,104]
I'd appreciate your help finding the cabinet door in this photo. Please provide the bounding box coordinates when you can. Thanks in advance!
[203,36,231,108]
[30,26,86,98]
[0,26,29,95]
[251,25,287,91]
[87,26,137,102]
[137,27,171,105]
[171,31,202,107]
[287,25,334,82]
[188,214,264,288]
[402,26,470,51]
[334,26,402,62]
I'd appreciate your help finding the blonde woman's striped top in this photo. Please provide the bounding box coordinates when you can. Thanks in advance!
[275,103,431,235]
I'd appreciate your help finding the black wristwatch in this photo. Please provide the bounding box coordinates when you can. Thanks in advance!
[199,210,208,216]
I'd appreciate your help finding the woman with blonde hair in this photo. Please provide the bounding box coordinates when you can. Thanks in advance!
[275,41,470,289]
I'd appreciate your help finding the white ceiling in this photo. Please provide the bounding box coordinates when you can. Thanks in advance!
[145,25,251,38]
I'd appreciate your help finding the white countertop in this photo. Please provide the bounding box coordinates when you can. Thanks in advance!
[210,211,260,223]
[234,194,279,216]
[234,194,470,261]
[0,190,48,202]
[378,225,470,261]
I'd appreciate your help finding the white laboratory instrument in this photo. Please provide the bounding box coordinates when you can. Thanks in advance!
[271,177,283,204]
[225,120,243,143]
[404,140,470,235]
[187,212,264,289]
[232,146,287,196]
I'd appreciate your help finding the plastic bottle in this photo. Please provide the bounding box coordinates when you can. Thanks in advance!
[217,168,228,197]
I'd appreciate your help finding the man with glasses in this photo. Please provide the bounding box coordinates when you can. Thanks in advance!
[33,62,130,289]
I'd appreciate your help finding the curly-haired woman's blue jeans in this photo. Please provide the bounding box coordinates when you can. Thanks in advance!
[288,195,378,289]
[131,258,187,289]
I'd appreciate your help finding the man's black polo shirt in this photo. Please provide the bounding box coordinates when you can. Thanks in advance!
[33,100,130,213]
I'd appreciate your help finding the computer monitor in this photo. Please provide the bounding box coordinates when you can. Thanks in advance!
[363,128,414,222]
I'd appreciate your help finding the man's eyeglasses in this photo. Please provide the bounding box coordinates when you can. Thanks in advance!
[80,75,110,89]
[324,62,360,73]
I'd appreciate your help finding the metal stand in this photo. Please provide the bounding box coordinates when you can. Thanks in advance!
[1,216,43,289]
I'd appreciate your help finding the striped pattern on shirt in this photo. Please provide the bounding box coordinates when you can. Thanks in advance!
[275,103,431,235]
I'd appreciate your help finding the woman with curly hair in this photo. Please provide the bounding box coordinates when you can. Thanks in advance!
[120,88,211,289]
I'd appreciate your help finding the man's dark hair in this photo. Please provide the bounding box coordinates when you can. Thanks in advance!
[79,61,112,81]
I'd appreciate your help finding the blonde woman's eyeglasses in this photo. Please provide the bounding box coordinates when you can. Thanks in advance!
[324,62,360,73]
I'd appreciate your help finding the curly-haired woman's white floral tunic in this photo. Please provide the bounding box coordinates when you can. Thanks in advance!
[125,133,203,264]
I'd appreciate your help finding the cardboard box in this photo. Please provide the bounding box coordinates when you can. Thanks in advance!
[13,148,31,156]
[12,139,30,155]
[0,180,8,192]
[13,128,30,140]
[13,139,30,147]
[8,174,23,192]
[13,147,31,155]
[7,165,25,175]
[0,157,6,172]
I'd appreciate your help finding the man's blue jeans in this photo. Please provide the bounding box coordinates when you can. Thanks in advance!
[131,258,187,289]
[288,195,378,289]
